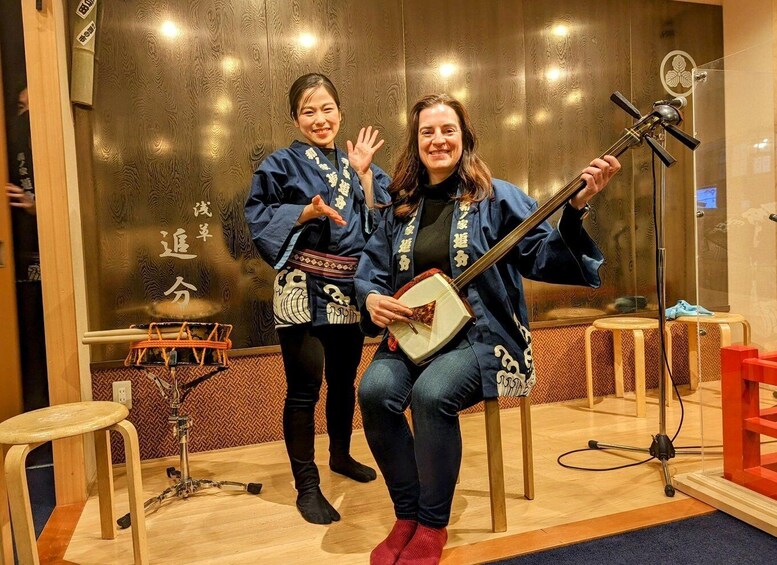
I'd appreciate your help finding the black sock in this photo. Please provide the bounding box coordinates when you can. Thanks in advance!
[329,455,377,482]
[296,487,341,524]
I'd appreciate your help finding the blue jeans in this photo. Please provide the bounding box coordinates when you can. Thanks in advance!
[358,338,483,528]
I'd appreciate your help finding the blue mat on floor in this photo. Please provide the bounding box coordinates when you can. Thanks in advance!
[490,512,777,564]
[27,464,55,538]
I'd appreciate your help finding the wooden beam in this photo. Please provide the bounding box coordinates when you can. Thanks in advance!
[20,0,86,504]
[0,43,24,426]
[0,37,25,565]
[0,447,13,565]
[36,502,84,564]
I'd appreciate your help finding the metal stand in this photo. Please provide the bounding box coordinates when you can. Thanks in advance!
[117,351,262,529]
[585,95,701,497]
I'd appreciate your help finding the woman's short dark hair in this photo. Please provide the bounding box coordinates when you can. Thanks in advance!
[390,94,492,219]
[288,73,340,120]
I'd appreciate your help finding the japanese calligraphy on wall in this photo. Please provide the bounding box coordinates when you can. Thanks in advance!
[158,200,215,306]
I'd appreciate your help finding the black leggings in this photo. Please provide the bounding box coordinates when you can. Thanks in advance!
[277,323,365,492]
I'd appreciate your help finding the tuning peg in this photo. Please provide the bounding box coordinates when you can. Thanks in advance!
[665,124,701,151]
[610,92,642,119]
[645,136,676,167]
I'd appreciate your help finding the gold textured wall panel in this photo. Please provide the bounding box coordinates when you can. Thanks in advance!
[265,0,406,165]
[630,0,726,310]
[402,0,529,188]
[522,0,632,320]
[74,1,723,362]
[77,0,277,361]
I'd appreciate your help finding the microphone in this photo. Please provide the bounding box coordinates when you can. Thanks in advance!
[653,96,687,109]
[769,213,777,222]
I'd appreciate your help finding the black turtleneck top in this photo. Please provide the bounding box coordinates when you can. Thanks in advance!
[414,174,458,276]
[320,146,339,170]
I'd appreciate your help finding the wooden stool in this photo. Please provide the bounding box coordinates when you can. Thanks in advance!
[483,397,534,532]
[674,313,751,390]
[585,317,673,418]
[406,396,534,533]
[0,402,148,565]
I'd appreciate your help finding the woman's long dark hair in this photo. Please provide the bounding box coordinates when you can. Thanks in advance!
[288,73,340,119]
[390,94,492,219]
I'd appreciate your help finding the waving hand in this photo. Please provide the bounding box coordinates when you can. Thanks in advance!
[347,126,384,176]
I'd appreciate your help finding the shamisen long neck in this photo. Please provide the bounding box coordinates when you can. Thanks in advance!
[450,129,639,292]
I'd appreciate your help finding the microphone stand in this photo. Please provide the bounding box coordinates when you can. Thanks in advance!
[583,96,701,497]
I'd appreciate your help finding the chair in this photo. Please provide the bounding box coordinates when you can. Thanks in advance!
[673,312,751,390]
[0,401,148,565]
[585,317,673,418]
[483,397,534,533]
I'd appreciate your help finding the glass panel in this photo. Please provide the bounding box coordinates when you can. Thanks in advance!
[693,44,777,476]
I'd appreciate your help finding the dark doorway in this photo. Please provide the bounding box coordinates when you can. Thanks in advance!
[0,0,54,538]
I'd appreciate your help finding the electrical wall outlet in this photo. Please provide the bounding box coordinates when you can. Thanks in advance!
[112,380,132,409]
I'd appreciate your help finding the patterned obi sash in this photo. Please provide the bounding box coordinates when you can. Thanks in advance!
[287,249,358,279]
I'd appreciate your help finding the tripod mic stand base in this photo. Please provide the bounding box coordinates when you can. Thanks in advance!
[587,434,706,498]
[117,475,263,529]
[649,433,676,497]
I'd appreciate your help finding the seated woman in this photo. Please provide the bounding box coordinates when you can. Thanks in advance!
[354,93,620,564]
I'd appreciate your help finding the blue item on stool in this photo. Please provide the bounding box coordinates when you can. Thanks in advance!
[665,299,713,320]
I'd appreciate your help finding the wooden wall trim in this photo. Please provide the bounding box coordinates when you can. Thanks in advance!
[0,36,24,564]
[672,0,722,6]
[0,53,24,423]
[0,449,13,565]
[20,0,87,504]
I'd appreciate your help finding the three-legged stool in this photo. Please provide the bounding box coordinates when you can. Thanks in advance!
[674,313,751,390]
[585,317,673,418]
[0,401,148,565]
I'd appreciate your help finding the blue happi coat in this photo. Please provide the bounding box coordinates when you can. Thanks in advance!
[355,178,603,398]
[245,140,391,327]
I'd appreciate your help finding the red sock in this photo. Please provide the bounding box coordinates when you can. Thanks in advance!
[396,524,448,565]
[370,519,418,565]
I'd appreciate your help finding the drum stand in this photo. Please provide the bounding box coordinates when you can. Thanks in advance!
[117,351,262,529]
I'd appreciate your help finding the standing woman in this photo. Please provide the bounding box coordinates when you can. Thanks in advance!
[355,94,620,563]
[245,73,391,524]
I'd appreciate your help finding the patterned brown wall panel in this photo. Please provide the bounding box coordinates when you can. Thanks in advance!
[264,0,406,171]
[402,0,528,189]
[522,0,633,320]
[95,323,738,463]
[99,342,377,462]
[402,0,531,306]
[76,0,277,361]
[629,0,724,308]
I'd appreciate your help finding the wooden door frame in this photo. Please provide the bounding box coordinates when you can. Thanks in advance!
[2,1,95,559]
[0,39,25,565]
[20,0,93,507]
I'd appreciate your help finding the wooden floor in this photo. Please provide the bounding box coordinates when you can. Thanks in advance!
[45,381,776,564]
